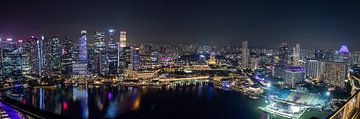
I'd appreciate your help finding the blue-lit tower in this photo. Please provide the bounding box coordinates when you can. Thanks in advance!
[72,30,89,77]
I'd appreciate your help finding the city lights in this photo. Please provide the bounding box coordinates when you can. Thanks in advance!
[0,0,359,119]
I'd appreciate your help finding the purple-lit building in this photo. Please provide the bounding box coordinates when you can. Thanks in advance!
[72,30,89,76]
[337,45,350,62]
[284,66,305,88]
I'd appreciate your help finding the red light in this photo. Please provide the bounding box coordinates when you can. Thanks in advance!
[22,99,26,104]
[63,101,68,110]
[18,40,23,43]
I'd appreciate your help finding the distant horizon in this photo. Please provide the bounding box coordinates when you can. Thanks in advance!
[0,32,354,52]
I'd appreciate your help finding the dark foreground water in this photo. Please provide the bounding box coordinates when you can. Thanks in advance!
[8,83,266,119]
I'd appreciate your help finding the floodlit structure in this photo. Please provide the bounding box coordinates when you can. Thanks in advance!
[241,41,249,67]
[72,30,89,77]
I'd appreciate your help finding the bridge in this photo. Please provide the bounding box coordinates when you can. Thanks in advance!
[158,76,210,82]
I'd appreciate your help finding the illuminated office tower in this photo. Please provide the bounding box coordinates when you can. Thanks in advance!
[27,36,45,77]
[61,37,73,76]
[305,59,321,80]
[131,47,141,71]
[337,45,350,62]
[50,36,61,75]
[279,42,289,65]
[43,36,52,75]
[321,61,348,89]
[120,31,126,48]
[107,29,118,75]
[19,39,31,75]
[72,30,89,76]
[284,66,305,88]
[0,38,22,80]
[292,44,300,66]
[241,41,249,68]
[93,31,107,75]
[118,47,131,73]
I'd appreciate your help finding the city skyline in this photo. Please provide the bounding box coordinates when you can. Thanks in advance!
[1,0,360,50]
[1,1,360,119]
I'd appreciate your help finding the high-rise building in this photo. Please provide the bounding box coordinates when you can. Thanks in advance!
[120,31,126,48]
[27,36,45,77]
[278,42,289,65]
[72,30,89,77]
[305,59,321,80]
[353,51,360,65]
[19,39,31,75]
[50,36,61,75]
[337,45,350,62]
[92,31,107,75]
[61,37,73,76]
[241,41,249,68]
[107,29,118,75]
[321,61,348,89]
[292,44,300,66]
[284,66,305,88]
[131,47,141,71]
[0,38,22,80]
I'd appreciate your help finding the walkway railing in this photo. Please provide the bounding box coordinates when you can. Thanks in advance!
[328,90,360,119]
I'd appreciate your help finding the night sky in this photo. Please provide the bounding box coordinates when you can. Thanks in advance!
[1,0,360,50]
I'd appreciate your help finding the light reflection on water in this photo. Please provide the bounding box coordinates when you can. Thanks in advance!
[7,82,262,119]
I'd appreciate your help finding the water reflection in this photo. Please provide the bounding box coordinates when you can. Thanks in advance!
[6,82,261,119]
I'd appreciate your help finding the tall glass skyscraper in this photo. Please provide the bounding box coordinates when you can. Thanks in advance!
[107,29,118,75]
[72,30,89,76]
[79,30,88,61]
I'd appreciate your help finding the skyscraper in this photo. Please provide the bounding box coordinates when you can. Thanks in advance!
[93,31,107,75]
[50,36,61,75]
[27,36,46,77]
[279,42,289,65]
[72,30,89,77]
[337,45,350,62]
[241,41,249,68]
[107,29,118,75]
[353,51,360,65]
[292,44,300,66]
[0,38,22,80]
[321,61,348,89]
[131,47,141,71]
[305,59,321,80]
[19,38,31,75]
[120,31,127,48]
[61,37,73,76]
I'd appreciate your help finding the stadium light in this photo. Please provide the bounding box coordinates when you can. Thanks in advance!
[326,91,330,96]
[266,83,271,88]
